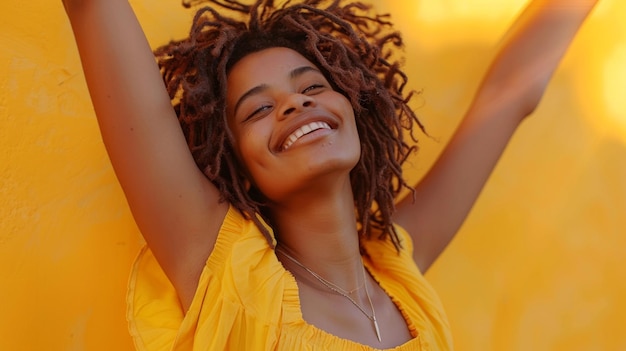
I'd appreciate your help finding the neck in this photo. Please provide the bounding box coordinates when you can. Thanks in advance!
[270,175,363,289]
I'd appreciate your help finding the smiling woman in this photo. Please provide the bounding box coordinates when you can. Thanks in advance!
[225,48,361,205]
[59,0,599,350]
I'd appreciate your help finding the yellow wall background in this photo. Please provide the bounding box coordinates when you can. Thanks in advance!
[1,0,624,350]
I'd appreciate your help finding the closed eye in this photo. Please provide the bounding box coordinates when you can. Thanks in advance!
[246,104,273,121]
[302,84,325,94]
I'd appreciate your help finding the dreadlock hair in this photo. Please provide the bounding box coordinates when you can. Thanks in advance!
[155,0,426,251]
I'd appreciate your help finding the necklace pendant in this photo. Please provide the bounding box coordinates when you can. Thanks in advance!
[372,316,382,342]
[276,247,382,342]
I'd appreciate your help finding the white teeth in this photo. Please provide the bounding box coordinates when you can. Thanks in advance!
[282,121,331,150]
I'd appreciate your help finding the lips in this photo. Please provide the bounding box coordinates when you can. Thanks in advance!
[281,121,332,151]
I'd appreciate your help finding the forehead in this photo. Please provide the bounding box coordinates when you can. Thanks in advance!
[226,47,319,100]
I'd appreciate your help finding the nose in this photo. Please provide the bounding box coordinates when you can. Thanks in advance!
[278,93,316,119]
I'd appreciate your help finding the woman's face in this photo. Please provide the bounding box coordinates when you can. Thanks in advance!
[226,47,361,203]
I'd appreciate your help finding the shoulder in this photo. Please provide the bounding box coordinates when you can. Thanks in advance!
[127,206,289,349]
[361,224,414,265]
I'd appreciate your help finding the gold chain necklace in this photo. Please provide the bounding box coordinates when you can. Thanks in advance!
[276,247,382,342]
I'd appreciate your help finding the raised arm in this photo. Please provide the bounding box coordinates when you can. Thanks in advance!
[394,0,599,272]
[63,0,228,308]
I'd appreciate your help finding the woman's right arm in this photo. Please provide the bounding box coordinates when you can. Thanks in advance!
[63,0,228,309]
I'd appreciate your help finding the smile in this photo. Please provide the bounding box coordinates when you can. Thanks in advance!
[282,121,332,151]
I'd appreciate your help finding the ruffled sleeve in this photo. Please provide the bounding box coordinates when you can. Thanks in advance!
[127,205,287,351]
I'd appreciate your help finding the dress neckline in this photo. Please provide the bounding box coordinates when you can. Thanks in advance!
[277,250,422,350]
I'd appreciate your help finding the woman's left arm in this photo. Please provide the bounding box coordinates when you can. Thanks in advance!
[394,0,600,272]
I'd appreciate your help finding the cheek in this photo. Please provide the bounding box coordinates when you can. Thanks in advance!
[346,110,360,142]
[236,125,272,175]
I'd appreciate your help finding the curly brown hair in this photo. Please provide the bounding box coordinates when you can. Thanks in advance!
[155,0,425,250]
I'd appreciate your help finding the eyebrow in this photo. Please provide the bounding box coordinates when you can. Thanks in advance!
[232,65,322,118]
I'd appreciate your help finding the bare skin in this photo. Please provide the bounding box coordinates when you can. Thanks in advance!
[63,0,598,348]
[226,48,412,347]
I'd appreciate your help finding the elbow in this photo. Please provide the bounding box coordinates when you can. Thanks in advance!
[520,98,540,119]
[516,70,554,118]
[497,77,551,120]
[520,84,550,118]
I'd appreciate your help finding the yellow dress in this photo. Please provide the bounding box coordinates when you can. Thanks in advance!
[127,205,453,350]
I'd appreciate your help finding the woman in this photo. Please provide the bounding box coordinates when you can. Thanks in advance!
[63,0,598,349]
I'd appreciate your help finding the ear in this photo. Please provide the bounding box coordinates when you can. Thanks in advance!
[244,178,252,192]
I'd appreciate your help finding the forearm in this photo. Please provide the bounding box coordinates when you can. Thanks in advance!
[474,0,599,118]
[63,0,184,170]
[396,0,599,271]
[63,0,173,130]
[422,0,600,239]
